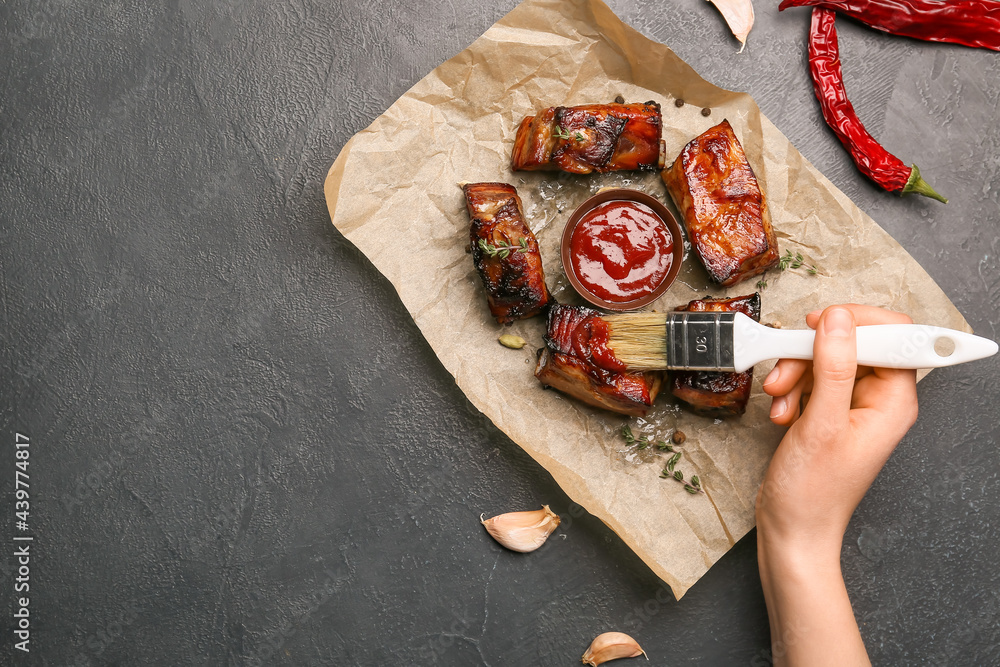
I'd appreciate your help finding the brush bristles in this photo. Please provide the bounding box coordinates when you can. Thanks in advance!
[604,313,670,371]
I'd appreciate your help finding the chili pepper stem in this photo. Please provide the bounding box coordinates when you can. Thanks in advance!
[902,164,948,203]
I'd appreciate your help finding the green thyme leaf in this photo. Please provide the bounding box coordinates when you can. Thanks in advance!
[778,249,793,271]
[776,249,820,278]
[478,237,529,259]
[674,470,684,481]
[553,125,586,142]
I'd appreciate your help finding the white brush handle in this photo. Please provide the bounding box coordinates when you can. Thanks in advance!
[731,313,998,373]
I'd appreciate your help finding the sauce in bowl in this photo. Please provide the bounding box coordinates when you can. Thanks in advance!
[568,200,675,304]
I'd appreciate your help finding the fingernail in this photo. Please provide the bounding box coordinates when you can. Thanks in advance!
[823,307,854,338]
[763,366,780,387]
[770,395,788,419]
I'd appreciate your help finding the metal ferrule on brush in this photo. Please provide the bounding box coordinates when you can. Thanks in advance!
[666,312,738,372]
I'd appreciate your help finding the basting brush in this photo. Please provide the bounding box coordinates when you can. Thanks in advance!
[602,311,998,372]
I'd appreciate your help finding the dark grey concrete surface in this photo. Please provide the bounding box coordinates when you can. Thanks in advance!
[1,0,998,664]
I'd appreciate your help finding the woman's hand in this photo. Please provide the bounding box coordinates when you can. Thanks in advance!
[756,304,918,550]
[755,305,919,667]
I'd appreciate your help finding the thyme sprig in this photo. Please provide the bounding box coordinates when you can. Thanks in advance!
[757,250,818,291]
[660,460,703,494]
[778,249,818,275]
[553,124,586,142]
[622,425,704,495]
[478,237,528,259]
[622,424,671,452]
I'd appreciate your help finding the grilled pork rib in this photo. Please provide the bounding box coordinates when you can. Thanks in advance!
[535,304,663,417]
[662,120,779,286]
[671,293,761,417]
[465,182,551,324]
[511,102,664,174]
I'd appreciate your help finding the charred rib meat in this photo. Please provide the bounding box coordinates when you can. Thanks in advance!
[465,182,551,324]
[662,120,779,286]
[535,304,663,417]
[671,293,761,417]
[511,102,664,174]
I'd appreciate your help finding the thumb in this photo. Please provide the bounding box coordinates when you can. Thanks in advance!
[804,306,857,427]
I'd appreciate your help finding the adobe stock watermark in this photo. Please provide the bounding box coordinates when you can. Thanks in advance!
[68,601,143,666]
[419,502,589,663]
[755,417,835,514]
[418,613,476,664]
[919,462,967,507]
[749,620,805,666]
[620,584,675,635]
[61,448,126,516]
[190,501,242,557]
[245,564,349,666]
[16,277,123,381]
[856,524,906,563]
[60,421,155,516]
[405,456,458,520]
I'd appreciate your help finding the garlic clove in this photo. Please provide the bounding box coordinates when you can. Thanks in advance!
[581,632,647,666]
[707,0,755,52]
[480,505,560,553]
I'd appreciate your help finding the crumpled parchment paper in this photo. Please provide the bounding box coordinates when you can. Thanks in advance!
[324,0,969,598]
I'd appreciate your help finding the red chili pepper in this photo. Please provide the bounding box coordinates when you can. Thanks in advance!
[781,0,1000,51]
[807,8,946,202]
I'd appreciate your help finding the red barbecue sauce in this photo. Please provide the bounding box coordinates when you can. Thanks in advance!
[569,200,674,303]
[573,314,627,373]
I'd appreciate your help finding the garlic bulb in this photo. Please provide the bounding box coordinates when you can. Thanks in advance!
[480,505,560,553]
[582,632,647,666]
[707,0,755,52]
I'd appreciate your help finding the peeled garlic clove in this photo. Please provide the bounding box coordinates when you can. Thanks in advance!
[480,505,560,553]
[707,0,754,52]
[582,632,647,666]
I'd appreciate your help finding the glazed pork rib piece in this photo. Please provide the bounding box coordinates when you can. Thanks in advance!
[662,119,779,286]
[671,293,761,417]
[511,102,665,174]
[535,304,663,417]
[464,182,551,324]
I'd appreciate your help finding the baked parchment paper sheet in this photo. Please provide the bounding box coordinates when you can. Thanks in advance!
[324,0,969,598]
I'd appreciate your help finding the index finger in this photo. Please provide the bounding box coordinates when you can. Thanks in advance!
[806,304,913,329]
[803,306,858,428]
